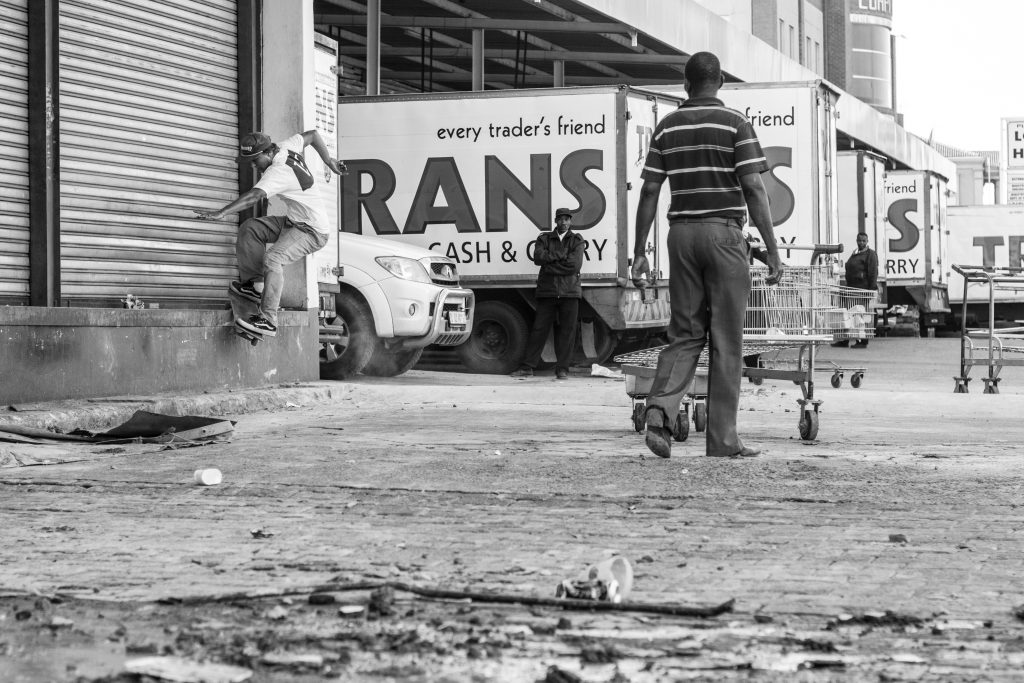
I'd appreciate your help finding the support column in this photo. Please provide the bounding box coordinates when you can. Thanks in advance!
[472,29,484,91]
[366,0,380,95]
[553,60,565,87]
[27,0,60,307]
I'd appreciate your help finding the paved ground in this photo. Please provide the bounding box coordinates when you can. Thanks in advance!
[3,337,1024,681]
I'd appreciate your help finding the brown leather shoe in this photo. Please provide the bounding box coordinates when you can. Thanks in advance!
[644,408,672,458]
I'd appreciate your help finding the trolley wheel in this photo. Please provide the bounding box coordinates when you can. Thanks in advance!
[631,403,645,433]
[749,375,764,386]
[673,410,690,442]
[693,403,707,433]
[830,372,843,389]
[799,410,819,441]
[850,372,863,389]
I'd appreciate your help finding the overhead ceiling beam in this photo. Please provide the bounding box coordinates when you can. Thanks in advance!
[380,71,682,86]
[337,46,688,64]
[314,14,633,33]
[416,0,630,80]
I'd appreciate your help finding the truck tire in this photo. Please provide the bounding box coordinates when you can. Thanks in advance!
[362,346,424,377]
[320,295,376,380]
[456,300,529,374]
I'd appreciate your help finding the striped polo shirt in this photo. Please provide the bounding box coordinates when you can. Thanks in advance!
[641,96,769,222]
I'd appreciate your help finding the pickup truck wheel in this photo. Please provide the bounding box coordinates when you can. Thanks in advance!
[320,295,375,380]
[456,300,529,374]
[362,347,425,377]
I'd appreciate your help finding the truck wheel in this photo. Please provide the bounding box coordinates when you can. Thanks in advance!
[362,346,425,377]
[456,300,529,374]
[320,295,375,380]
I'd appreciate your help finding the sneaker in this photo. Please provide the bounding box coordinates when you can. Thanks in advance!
[510,367,533,377]
[556,368,569,380]
[708,446,761,458]
[852,340,869,348]
[230,280,263,303]
[236,314,277,337]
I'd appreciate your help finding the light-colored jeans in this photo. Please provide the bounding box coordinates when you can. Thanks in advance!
[236,216,328,326]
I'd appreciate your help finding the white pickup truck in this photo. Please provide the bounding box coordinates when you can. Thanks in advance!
[317,233,474,379]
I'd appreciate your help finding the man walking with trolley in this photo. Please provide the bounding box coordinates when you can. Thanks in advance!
[631,51,783,459]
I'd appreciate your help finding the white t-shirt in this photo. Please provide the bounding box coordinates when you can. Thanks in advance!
[253,134,330,235]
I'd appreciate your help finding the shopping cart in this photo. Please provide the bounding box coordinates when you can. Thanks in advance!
[758,281,878,389]
[616,244,842,441]
[952,265,1024,394]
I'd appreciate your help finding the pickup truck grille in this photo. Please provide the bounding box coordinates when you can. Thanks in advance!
[427,259,459,286]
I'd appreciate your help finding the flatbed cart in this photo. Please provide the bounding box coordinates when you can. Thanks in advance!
[952,265,1024,394]
[616,244,843,441]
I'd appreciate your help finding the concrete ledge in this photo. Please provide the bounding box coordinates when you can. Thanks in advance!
[0,381,354,434]
[0,307,320,405]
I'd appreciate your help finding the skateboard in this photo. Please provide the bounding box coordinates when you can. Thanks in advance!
[228,287,263,346]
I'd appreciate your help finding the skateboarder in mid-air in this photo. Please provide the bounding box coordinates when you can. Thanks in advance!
[194,130,344,338]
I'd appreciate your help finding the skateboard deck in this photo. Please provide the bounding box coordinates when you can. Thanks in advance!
[228,288,263,346]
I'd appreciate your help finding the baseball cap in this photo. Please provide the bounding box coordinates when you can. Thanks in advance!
[236,132,273,161]
[554,207,574,219]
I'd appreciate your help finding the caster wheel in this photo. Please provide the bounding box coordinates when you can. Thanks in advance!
[830,372,842,389]
[631,403,645,433]
[693,402,707,433]
[673,410,689,442]
[750,375,764,386]
[799,410,819,441]
[850,372,863,389]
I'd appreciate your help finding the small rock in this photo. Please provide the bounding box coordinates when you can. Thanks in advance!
[888,534,908,543]
[308,593,336,605]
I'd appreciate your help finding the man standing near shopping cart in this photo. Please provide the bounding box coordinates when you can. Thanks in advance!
[630,51,783,459]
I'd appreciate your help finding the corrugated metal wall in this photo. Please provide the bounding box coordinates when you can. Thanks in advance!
[0,0,31,304]
[58,0,240,306]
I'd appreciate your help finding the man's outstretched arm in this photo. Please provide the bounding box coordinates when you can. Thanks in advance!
[301,130,345,176]
[193,187,267,221]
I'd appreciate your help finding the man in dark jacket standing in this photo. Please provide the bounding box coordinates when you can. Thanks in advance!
[838,231,879,347]
[511,208,586,380]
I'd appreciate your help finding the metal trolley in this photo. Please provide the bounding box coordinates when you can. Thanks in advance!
[616,244,849,441]
[952,265,1024,394]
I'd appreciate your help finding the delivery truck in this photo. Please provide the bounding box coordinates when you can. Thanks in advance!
[336,85,682,374]
[308,34,475,380]
[883,169,951,334]
[653,81,842,264]
[837,150,888,299]
[946,205,1024,327]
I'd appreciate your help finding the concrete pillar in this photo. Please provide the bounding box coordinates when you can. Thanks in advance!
[261,0,318,308]
[472,29,484,91]
[553,60,565,87]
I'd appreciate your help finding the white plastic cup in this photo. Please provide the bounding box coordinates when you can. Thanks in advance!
[585,556,634,603]
[193,468,222,486]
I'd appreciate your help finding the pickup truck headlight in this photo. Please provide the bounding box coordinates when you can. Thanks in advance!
[375,256,432,284]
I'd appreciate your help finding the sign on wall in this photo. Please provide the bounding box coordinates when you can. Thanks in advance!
[1001,118,1024,206]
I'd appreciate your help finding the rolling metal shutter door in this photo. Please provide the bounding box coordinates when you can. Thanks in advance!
[0,0,30,303]
[58,0,239,306]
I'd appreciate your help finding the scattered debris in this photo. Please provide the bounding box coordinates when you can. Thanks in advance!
[249,528,275,539]
[308,593,336,605]
[368,585,397,617]
[124,656,253,683]
[888,534,908,543]
[590,364,624,380]
[827,610,924,630]
[339,604,366,618]
[194,468,222,486]
[543,665,584,683]
[260,652,323,667]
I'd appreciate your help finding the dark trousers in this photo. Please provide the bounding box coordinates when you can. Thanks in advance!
[520,297,580,372]
[647,219,751,457]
